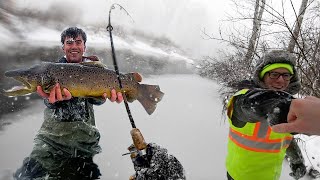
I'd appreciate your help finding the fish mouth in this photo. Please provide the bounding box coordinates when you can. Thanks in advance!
[12,77,32,89]
[3,77,34,97]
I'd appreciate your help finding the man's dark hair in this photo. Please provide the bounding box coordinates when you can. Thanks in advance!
[60,27,87,45]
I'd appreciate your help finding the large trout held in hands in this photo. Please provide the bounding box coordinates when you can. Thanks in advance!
[3,62,164,115]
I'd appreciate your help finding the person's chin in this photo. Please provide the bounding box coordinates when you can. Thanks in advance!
[272,87,285,91]
[68,57,82,63]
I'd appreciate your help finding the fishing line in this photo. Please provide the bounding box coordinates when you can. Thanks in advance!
[106,3,136,128]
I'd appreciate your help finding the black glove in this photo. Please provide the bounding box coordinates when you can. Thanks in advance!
[245,89,293,126]
[235,89,293,125]
[130,143,186,180]
[289,162,307,179]
[267,96,292,126]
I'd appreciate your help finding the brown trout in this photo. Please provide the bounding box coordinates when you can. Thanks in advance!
[3,62,164,115]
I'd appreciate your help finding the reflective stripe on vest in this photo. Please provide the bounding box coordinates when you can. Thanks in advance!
[229,120,292,153]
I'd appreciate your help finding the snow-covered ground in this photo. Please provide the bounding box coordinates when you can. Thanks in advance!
[0,74,319,180]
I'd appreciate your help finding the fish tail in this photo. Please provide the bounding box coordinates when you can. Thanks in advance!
[137,84,164,115]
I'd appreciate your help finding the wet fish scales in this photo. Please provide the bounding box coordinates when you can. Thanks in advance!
[3,62,164,115]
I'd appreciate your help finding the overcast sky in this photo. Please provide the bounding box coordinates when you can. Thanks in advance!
[13,0,230,58]
[10,0,313,58]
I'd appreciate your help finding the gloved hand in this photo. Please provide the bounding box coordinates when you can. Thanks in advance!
[263,91,293,126]
[289,162,307,179]
[238,89,293,125]
[129,143,186,180]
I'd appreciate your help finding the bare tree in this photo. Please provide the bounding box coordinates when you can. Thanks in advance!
[199,0,319,97]
[287,0,309,52]
[295,1,320,96]
[244,0,266,68]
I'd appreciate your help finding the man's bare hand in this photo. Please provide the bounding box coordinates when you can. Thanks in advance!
[37,83,123,104]
[272,96,320,135]
[37,83,72,104]
[103,89,123,103]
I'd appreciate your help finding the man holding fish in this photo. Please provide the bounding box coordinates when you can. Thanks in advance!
[37,27,124,104]
[9,27,185,180]
[12,27,125,179]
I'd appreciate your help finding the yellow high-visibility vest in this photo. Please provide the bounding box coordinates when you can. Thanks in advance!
[226,89,292,180]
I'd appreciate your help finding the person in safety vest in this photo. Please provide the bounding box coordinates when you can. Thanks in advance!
[226,50,307,180]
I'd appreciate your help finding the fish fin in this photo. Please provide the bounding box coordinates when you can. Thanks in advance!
[80,61,107,68]
[137,84,164,115]
[125,91,136,103]
[127,72,142,82]
[42,83,56,93]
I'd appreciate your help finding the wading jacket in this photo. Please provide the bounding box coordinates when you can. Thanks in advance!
[226,88,301,180]
[30,57,106,171]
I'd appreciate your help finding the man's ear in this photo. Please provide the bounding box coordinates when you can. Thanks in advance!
[62,45,64,50]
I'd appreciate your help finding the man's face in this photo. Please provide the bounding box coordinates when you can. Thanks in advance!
[63,35,86,63]
[263,68,291,91]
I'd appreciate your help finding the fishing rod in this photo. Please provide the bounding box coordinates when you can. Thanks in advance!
[106,3,136,128]
[106,3,148,164]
